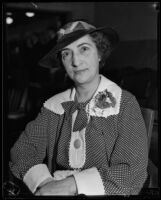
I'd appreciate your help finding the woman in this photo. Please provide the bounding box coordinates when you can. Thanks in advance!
[9,20,148,196]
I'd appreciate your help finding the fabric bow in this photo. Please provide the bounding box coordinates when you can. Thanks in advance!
[62,101,89,132]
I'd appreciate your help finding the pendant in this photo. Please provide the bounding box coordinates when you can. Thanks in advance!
[74,139,81,149]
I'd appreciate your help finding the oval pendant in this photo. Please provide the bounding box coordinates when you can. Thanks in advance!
[74,139,81,149]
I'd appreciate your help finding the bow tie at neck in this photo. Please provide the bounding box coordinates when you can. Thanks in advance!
[62,99,90,132]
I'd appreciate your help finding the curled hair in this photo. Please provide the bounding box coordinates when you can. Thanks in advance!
[89,31,112,69]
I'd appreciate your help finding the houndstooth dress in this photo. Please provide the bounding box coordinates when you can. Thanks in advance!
[9,75,148,195]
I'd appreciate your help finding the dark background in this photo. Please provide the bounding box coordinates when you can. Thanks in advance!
[2,2,159,188]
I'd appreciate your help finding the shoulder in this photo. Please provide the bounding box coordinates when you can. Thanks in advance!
[100,75,137,107]
[43,88,75,114]
[94,75,138,117]
[118,89,142,120]
[121,89,139,108]
[121,89,136,103]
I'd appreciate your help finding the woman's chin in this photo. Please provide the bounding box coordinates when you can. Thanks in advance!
[73,74,90,85]
[75,79,87,85]
[72,73,84,82]
[73,73,99,86]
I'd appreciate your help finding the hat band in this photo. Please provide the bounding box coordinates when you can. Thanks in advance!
[58,28,96,43]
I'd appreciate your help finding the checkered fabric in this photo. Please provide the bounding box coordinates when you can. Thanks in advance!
[62,100,89,132]
[9,88,148,195]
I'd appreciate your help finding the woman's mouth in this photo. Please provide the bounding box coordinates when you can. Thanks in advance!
[74,69,87,74]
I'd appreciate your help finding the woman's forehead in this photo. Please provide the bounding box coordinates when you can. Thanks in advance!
[63,34,95,50]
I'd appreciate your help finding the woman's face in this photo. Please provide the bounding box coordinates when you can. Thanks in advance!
[61,34,100,86]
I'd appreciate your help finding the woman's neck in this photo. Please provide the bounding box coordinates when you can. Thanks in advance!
[75,75,100,103]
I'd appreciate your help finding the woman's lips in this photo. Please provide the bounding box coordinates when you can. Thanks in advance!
[74,69,87,74]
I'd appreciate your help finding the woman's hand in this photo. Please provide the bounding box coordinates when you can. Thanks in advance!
[35,176,77,196]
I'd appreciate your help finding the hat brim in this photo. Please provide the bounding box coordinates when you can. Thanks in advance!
[38,27,119,68]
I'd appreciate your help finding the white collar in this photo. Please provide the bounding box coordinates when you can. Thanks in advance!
[44,75,122,117]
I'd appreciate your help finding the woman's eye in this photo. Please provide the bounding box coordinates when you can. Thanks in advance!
[61,51,72,60]
[80,46,89,54]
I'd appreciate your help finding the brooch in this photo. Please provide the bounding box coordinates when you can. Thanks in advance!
[94,89,116,109]
[86,89,117,117]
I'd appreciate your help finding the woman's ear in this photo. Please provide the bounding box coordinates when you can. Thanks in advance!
[98,52,101,62]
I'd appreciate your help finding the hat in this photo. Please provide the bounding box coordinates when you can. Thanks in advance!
[39,20,119,68]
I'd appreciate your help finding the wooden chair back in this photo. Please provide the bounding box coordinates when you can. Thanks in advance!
[8,87,28,112]
[140,107,155,153]
[140,107,158,188]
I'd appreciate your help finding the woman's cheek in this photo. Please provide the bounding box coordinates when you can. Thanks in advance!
[66,68,74,78]
[64,64,70,74]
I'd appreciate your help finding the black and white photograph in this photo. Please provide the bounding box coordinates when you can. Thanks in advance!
[2,2,159,198]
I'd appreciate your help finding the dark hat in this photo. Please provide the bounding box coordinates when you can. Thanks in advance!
[39,20,119,68]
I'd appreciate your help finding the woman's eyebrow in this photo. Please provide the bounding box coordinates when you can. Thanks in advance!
[61,42,92,52]
[61,48,70,52]
[77,42,92,47]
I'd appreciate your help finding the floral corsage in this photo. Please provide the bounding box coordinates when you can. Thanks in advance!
[95,89,116,109]
[87,89,117,117]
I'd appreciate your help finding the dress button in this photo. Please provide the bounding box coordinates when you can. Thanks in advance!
[74,139,81,149]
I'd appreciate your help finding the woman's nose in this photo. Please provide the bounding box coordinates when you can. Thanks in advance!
[72,53,81,67]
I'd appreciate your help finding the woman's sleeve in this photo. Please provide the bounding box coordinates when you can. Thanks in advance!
[98,95,148,195]
[9,107,53,192]
[74,95,148,195]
